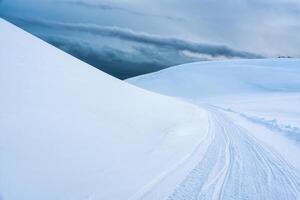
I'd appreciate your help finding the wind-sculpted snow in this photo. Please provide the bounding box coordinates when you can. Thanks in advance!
[0,19,208,200]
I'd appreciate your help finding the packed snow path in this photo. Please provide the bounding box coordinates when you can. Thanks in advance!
[168,106,300,200]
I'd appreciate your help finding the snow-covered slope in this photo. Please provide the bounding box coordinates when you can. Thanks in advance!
[129,59,300,199]
[2,16,300,200]
[0,19,209,200]
[129,59,300,99]
[128,59,300,140]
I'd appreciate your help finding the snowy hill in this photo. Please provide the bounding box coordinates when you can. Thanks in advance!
[128,59,300,136]
[129,59,300,199]
[2,17,300,200]
[128,59,300,99]
[0,19,209,200]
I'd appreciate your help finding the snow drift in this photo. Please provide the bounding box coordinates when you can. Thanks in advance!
[0,19,208,200]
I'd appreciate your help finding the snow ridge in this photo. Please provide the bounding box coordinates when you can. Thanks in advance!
[212,105,300,144]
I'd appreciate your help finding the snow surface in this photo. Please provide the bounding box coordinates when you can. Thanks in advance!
[2,17,300,200]
[0,19,209,200]
[128,59,300,99]
[129,59,300,199]
[128,59,300,145]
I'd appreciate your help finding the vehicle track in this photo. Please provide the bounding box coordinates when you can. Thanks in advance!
[168,106,300,200]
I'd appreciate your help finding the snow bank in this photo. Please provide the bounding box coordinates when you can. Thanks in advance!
[0,19,208,200]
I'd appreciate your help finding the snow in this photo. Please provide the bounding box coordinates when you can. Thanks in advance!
[128,59,300,99]
[0,19,208,200]
[128,59,300,199]
[2,16,300,199]
[128,59,300,145]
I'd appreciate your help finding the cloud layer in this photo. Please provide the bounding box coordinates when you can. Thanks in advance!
[11,17,262,59]
[2,15,263,79]
[1,0,298,79]
[42,35,192,79]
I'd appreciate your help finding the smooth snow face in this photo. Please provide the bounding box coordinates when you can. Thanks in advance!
[0,19,208,200]
[128,59,300,135]
[128,59,300,99]
[128,59,300,168]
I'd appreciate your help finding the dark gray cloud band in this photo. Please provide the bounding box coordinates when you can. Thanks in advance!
[10,17,263,59]
[40,35,192,79]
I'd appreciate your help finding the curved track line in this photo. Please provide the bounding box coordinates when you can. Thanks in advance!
[167,106,300,200]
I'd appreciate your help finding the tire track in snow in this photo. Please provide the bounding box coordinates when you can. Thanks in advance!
[168,106,300,200]
[167,113,229,200]
[129,113,213,200]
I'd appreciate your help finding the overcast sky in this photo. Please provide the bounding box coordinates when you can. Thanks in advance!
[1,0,299,79]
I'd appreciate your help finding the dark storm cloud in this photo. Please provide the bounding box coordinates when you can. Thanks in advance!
[40,35,192,79]
[60,0,183,22]
[10,17,263,59]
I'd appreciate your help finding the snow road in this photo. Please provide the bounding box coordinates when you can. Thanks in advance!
[168,106,300,200]
[129,59,300,199]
